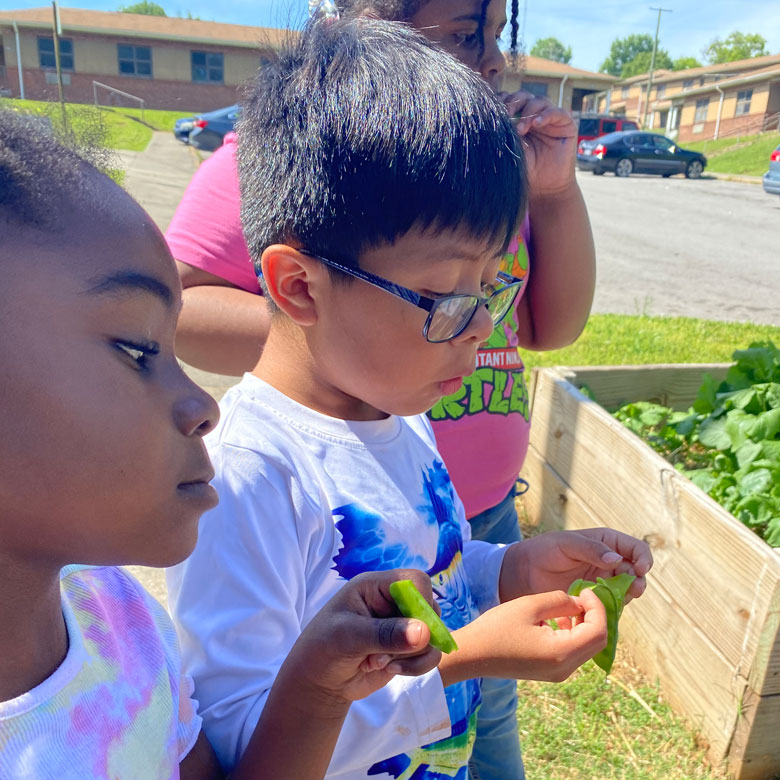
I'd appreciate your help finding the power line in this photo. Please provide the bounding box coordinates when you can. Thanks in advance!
[642,6,672,128]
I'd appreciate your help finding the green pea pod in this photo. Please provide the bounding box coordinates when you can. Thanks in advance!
[389,579,458,654]
[567,573,636,674]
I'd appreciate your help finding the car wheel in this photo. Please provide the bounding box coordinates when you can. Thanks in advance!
[685,160,703,179]
[615,158,633,177]
[662,172,673,178]
[593,168,605,176]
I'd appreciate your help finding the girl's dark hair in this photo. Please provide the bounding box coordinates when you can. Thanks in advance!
[237,17,526,279]
[0,107,113,236]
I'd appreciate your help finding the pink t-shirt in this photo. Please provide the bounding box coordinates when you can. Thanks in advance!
[166,136,532,518]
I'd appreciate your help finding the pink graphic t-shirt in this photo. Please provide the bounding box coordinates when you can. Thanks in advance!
[0,565,201,780]
[166,138,532,519]
[427,223,531,518]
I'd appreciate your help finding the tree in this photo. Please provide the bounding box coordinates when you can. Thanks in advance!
[599,34,654,76]
[620,48,672,78]
[672,56,702,71]
[704,31,767,64]
[118,1,167,15]
[530,37,572,64]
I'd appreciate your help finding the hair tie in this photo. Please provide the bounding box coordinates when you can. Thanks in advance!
[309,0,340,22]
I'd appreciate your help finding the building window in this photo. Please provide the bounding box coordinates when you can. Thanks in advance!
[118,44,152,78]
[683,79,693,89]
[621,85,629,98]
[191,51,223,83]
[38,36,74,70]
[656,83,665,98]
[735,88,753,116]
[694,98,709,123]
[522,81,548,98]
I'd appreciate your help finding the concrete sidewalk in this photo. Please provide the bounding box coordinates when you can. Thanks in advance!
[120,131,202,232]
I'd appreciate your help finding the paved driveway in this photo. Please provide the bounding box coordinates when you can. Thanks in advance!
[578,171,780,326]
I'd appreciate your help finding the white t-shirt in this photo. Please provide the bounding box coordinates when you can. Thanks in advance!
[0,566,201,780]
[167,375,507,779]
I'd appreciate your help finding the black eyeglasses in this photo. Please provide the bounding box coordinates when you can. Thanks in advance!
[301,251,524,343]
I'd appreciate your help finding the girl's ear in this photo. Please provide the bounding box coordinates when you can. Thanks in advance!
[260,245,322,327]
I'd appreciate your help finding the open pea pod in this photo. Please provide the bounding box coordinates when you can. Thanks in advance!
[389,579,458,654]
[568,573,636,674]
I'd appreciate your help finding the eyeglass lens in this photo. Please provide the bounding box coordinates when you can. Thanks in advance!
[426,285,519,343]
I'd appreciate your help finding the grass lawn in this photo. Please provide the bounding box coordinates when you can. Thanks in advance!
[516,314,779,779]
[516,647,730,780]
[0,97,193,151]
[683,131,780,177]
[522,314,780,370]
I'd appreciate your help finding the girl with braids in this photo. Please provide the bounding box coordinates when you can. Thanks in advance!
[166,3,595,779]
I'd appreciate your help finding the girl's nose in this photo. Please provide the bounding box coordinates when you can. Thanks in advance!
[174,382,220,438]
[479,37,506,87]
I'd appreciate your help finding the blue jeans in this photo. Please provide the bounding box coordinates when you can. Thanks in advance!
[467,485,526,780]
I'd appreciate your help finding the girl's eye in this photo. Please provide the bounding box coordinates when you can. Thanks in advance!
[453,32,480,49]
[115,339,160,371]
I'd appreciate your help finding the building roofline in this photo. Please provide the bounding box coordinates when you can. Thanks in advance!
[667,67,780,100]
[0,18,278,49]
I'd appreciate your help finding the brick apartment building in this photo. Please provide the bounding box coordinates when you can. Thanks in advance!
[502,55,616,113]
[0,6,616,115]
[585,53,780,142]
[0,6,287,111]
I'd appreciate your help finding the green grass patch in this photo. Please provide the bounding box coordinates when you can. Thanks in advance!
[517,655,729,779]
[0,98,192,151]
[522,315,780,370]
[682,131,780,177]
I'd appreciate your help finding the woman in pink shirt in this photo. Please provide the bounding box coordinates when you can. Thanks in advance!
[167,3,596,778]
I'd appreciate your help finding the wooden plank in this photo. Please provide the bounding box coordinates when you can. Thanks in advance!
[728,690,780,780]
[528,369,780,697]
[520,445,742,762]
[556,363,732,411]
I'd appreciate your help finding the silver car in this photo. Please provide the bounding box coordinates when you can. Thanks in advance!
[763,144,780,198]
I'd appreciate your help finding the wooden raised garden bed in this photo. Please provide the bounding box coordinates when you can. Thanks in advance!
[521,364,780,780]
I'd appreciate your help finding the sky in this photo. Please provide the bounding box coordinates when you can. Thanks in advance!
[1,0,778,74]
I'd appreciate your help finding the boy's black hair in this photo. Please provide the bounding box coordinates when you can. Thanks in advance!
[238,17,526,283]
[336,0,522,59]
[0,108,112,237]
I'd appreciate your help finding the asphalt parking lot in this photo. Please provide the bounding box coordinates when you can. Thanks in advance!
[578,170,780,326]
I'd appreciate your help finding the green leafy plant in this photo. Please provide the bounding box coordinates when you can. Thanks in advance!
[612,342,780,547]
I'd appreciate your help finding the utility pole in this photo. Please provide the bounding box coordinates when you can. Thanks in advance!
[51,1,66,122]
[642,6,672,129]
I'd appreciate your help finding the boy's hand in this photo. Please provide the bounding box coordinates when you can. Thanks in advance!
[439,589,607,685]
[283,569,442,706]
[499,529,653,605]
[499,90,577,198]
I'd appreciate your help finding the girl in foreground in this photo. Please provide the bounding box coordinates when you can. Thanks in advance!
[0,109,441,780]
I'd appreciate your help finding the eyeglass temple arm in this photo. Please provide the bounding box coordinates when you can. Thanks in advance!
[303,252,436,312]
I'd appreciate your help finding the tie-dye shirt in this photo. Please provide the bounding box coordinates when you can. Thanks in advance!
[0,565,201,780]
[167,375,508,780]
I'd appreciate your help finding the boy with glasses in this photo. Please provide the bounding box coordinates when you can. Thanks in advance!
[168,17,651,780]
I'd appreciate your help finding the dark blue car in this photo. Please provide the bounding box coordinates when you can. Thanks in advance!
[577,130,707,179]
[173,104,240,151]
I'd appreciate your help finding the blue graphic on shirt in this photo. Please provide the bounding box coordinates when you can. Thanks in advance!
[332,461,482,779]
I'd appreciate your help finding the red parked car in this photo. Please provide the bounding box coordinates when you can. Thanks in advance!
[577,114,639,143]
